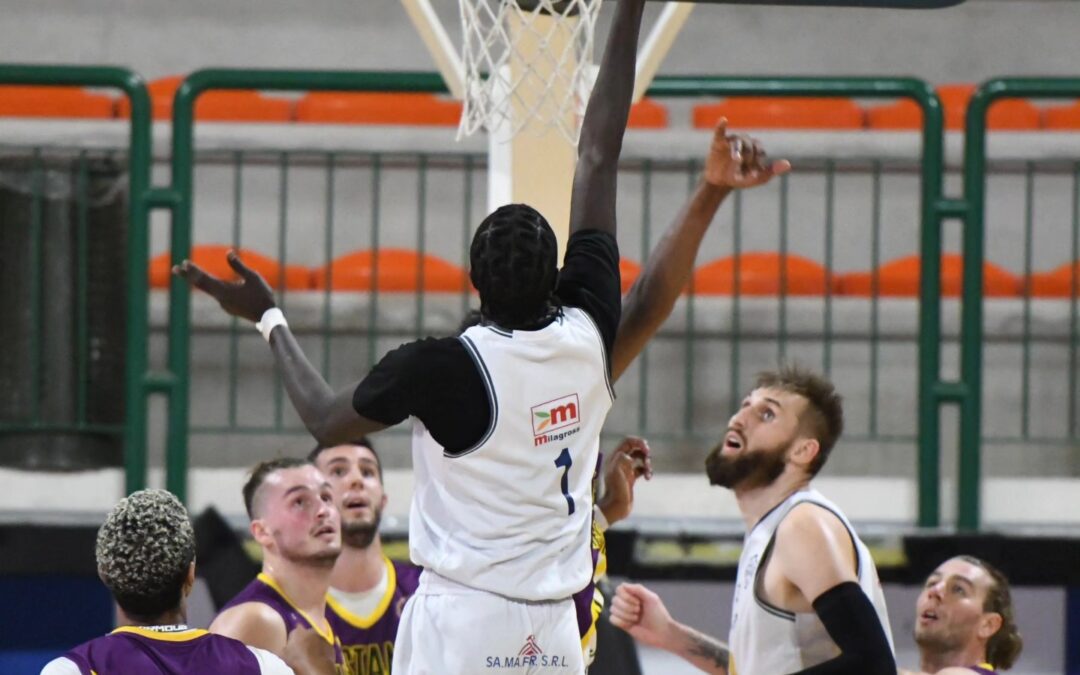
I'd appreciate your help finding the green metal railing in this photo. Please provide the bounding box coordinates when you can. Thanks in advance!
[957,77,1080,530]
[0,65,157,495]
[9,69,1079,530]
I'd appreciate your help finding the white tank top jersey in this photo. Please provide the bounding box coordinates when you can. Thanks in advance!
[408,307,615,601]
[728,488,894,675]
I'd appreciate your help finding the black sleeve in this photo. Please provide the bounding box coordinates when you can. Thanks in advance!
[352,337,490,453]
[787,582,896,675]
[556,229,621,355]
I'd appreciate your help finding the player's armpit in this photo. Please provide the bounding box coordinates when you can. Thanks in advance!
[772,502,858,606]
[209,602,289,657]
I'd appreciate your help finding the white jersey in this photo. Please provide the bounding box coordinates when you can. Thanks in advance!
[408,307,614,600]
[729,488,894,675]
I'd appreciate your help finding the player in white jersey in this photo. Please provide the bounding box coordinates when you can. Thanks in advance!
[610,367,896,674]
[176,0,648,671]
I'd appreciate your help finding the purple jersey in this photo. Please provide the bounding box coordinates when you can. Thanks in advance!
[326,558,422,675]
[222,572,346,672]
[968,665,995,674]
[63,626,259,674]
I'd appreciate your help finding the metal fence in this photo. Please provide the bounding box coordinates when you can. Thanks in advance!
[3,67,1080,529]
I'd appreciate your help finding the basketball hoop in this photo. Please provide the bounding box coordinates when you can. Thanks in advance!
[457,0,602,143]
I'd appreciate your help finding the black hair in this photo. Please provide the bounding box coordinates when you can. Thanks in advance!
[308,437,382,482]
[469,203,560,329]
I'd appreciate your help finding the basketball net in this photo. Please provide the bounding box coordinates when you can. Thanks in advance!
[458,0,602,143]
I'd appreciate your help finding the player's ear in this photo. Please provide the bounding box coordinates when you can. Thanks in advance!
[250,519,271,547]
[791,437,820,469]
[977,611,1004,640]
[183,560,196,596]
[379,493,388,510]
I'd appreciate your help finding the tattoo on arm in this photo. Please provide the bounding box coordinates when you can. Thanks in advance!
[687,631,730,668]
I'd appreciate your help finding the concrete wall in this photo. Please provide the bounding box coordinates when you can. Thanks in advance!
[3,1,1080,85]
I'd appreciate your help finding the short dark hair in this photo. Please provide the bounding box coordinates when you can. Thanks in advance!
[958,556,1023,670]
[469,203,559,329]
[308,437,382,482]
[755,366,843,476]
[242,457,311,519]
[96,489,195,622]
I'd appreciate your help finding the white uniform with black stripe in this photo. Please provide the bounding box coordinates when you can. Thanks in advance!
[729,488,893,675]
[394,307,614,675]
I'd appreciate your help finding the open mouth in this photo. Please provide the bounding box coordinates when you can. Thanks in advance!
[723,430,745,452]
[312,524,337,538]
[919,609,939,623]
[341,496,370,512]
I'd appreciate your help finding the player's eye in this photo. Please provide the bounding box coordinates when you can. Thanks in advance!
[952,585,966,596]
[331,468,345,477]
[362,469,375,478]
[762,408,775,421]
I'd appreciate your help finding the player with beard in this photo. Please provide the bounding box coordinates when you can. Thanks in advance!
[309,439,421,675]
[211,458,347,673]
[901,556,1022,674]
[610,367,895,675]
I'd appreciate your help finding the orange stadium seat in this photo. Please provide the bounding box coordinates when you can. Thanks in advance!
[838,254,1020,297]
[296,92,462,126]
[628,98,668,129]
[0,86,115,119]
[691,252,835,296]
[117,75,293,122]
[149,245,311,290]
[311,249,470,292]
[619,258,642,294]
[693,97,865,130]
[1028,261,1080,297]
[1043,102,1080,130]
[867,84,1040,131]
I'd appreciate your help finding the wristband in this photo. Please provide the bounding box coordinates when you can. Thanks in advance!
[255,307,287,342]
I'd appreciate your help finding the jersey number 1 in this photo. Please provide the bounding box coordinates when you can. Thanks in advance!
[554,448,575,515]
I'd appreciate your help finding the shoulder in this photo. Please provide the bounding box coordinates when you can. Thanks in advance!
[40,657,83,675]
[772,500,858,595]
[247,646,296,675]
[211,601,288,653]
[378,336,468,370]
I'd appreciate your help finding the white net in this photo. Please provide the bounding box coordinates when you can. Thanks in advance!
[458,0,602,143]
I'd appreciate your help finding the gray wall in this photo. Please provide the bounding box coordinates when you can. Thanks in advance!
[2,0,1079,85]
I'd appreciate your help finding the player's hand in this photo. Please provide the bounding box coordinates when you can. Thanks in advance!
[610,582,675,649]
[598,436,652,525]
[173,250,276,323]
[703,118,791,190]
[282,627,336,675]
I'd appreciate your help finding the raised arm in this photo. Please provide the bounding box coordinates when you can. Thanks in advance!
[567,0,647,239]
[610,121,790,381]
[174,253,386,446]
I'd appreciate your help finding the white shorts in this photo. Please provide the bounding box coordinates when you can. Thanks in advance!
[393,571,586,675]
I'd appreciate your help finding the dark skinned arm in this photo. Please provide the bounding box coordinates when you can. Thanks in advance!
[567,0,647,240]
[173,252,386,446]
[610,121,792,382]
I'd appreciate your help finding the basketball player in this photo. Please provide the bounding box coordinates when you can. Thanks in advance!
[40,489,304,675]
[902,556,1023,674]
[308,438,421,675]
[210,458,346,673]
[610,367,896,674]
[178,0,650,671]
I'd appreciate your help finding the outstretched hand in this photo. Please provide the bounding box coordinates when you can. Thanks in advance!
[704,118,792,190]
[283,626,337,675]
[172,250,276,323]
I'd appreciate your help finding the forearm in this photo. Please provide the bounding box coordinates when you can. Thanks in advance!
[611,180,729,380]
[568,0,646,237]
[267,326,338,443]
[666,621,731,675]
